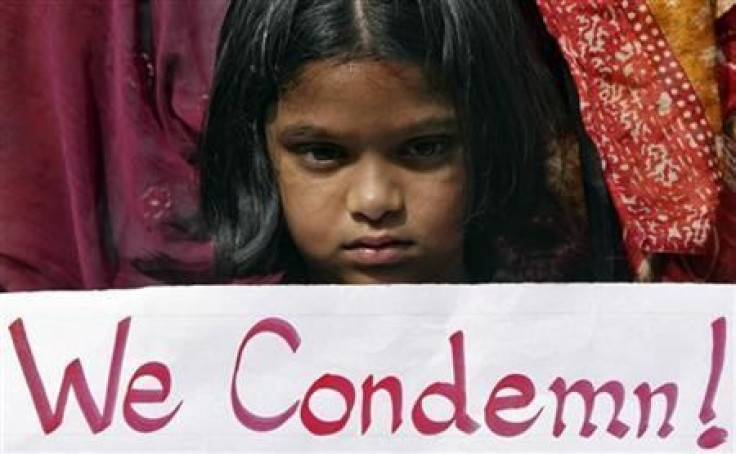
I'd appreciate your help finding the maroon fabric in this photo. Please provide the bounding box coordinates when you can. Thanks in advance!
[0,0,227,290]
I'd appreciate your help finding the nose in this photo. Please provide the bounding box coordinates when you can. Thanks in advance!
[346,159,404,224]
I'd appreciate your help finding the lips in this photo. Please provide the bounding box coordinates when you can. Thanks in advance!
[342,236,414,266]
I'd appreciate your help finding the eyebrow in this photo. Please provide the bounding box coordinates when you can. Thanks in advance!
[277,116,459,142]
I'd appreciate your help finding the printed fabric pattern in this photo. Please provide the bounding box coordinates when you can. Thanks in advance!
[538,0,736,281]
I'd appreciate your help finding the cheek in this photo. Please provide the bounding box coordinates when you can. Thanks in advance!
[408,170,467,246]
[421,189,465,243]
[276,169,344,247]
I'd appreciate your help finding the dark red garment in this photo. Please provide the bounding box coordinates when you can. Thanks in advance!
[0,0,227,290]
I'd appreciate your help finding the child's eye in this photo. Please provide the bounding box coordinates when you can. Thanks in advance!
[399,136,456,164]
[294,143,346,168]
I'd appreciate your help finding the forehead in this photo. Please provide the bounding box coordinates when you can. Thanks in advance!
[271,59,453,125]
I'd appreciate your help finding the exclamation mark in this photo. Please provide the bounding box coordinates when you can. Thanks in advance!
[696,317,728,449]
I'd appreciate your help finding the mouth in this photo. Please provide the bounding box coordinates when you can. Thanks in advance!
[342,236,414,266]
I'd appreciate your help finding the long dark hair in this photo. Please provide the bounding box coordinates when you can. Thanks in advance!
[200,0,578,282]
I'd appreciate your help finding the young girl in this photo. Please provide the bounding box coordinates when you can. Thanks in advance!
[198,0,588,284]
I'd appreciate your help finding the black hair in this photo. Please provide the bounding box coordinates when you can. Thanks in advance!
[200,0,580,282]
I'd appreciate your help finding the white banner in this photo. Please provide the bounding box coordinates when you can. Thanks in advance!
[0,284,733,452]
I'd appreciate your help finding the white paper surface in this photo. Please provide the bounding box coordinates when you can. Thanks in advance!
[0,284,733,452]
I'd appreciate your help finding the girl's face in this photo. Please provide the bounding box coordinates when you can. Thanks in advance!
[266,59,467,284]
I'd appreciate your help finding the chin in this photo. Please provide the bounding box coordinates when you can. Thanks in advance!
[335,268,437,285]
[309,262,466,284]
[340,275,414,285]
